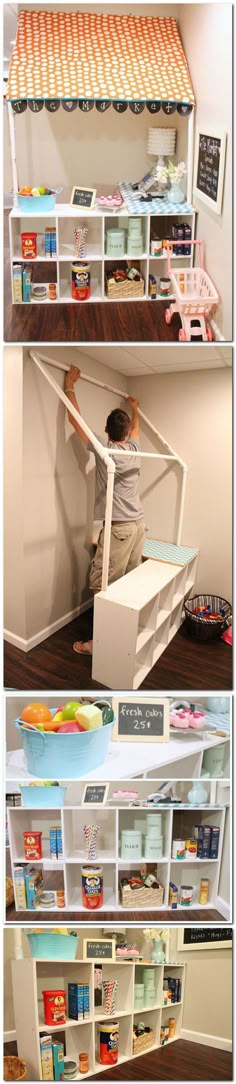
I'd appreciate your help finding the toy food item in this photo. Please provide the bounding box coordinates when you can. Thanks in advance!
[23,831,43,859]
[189,712,205,729]
[75,704,103,731]
[19,186,32,195]
[59,721,83,733]
[81,866,103,909]
[21,232,37,259]
[52,711,63,723]
[43,990,66,1026]
[62,701,83,721]
[171,711,189,729]
[21,704,52,726]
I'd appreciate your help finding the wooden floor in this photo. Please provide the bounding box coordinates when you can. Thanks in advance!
[4,211,180,342]
[4,1039,232,1080]
[5,854,225,923]
[4,613,232,691]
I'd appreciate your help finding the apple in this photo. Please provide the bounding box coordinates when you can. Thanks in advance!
[62,701,83,721]
[59,721,83,733]
[52,711,63,723]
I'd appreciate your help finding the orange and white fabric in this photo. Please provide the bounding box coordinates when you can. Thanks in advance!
[7,10,195,104]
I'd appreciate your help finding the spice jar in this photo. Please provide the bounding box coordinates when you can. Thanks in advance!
[79,1053,89,1074]
[168,1018,176,1039]
[48,282,57,300]
[199,878,209,904]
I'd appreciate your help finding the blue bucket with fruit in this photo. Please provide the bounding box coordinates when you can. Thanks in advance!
[13,700,114,778]
[16,186,62,212]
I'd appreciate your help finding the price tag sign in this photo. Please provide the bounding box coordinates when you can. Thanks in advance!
[70,186,96,209]
[193,127,227,214]
[82,783,108,806]
[112,698,169,742]
[83,938,115,961]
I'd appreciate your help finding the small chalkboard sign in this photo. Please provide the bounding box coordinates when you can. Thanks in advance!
[70,186,96,210]
[178,928,232,951]
[83,938,115,961]
[112,697,169,742]
[193,127,226,214]
[82,783,108,806]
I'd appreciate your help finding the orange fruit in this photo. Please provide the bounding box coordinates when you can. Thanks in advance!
[19,186,32,196]
[21,703,52,725]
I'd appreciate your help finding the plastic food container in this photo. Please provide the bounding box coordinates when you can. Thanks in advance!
[20,785,67,808]
[16,189,62,212]
[26,932,78,960]
[14,718,114,778]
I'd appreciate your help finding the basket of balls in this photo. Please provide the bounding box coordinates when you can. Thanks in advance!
[184,594,232,641]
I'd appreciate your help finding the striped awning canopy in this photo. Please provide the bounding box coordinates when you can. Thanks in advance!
[6,10,195,106]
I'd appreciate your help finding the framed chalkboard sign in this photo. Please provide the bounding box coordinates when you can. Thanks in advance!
[178,928,232,952]
[112,697,169,742]
[82,783,108,806]
[83,938,115,961]
[70,186,96,210]
[193,127,227,214]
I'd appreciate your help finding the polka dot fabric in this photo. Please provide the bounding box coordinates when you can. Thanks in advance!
[7,11,195,104]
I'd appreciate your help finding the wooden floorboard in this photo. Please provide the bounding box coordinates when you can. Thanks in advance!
[4,210,180,342]
[4,614,232,691]
[4,1039,232,1080]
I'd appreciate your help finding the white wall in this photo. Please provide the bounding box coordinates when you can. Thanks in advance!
[127,367,232,601]
[179,4,232,338]
[4,347,127,645]
[173,928,232,1047]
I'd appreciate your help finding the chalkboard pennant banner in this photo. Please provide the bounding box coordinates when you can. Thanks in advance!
[146,101,161,113]
[62,99,78,112]
[45,99,60,112]
[177,103,193,116]
[162,101,177,115]
[96,100,111,112]
[28,99,44,113]
[113,101,128,113]
[129,101,145,114]
[79,99,94,112]
[11,99,27,114]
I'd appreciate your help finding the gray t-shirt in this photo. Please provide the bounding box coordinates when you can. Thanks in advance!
[88,434,144,522]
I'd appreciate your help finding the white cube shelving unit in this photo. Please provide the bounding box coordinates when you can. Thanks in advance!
[9,204,196,304]
[92,547,198,688]
[11,956,185,1081]
[7,799,227,915]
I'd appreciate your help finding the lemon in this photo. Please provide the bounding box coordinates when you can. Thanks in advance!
[31,187,40,196]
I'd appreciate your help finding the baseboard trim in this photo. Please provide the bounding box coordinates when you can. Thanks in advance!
[4,1029,17,1043]
[181,1028,232,1052]
[215,894,231,921]
[4,599,93,652]
[211,318,225,341]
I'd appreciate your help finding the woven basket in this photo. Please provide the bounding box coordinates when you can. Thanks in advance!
[6,878,14,909]
[120,882,164,909]
[4,1057,27,1081]
[133,1029,154,1054]
[184,594,231,642]
[106,276,145,299]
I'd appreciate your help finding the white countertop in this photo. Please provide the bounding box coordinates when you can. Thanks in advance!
[6,732,229,782]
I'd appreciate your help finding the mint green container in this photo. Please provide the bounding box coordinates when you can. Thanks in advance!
[144,986,156,1008]
[106,229,126,257]
[144,835,163,860]
[146,814,162,838]
[121,829,142,861]
[128,217,143,237]
[127,235,143,257]
[134,983,144,1010]
[143,968,155,988]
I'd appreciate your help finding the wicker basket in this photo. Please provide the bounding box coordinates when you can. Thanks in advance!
[106,275,145,299]
[6,878,14,909]
[184,594,231,642]
[133,1029,154,1055]
[4,1057,27,1081]
[120,882,164,909]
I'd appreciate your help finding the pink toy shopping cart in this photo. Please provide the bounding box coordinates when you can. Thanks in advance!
[165,240,219,341]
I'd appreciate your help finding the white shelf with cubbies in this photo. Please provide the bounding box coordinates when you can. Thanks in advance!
[11,953,185,1081]
[9,204,196,305]
[7,796,227,915]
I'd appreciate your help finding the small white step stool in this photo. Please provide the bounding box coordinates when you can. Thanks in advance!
[92,541,198,689]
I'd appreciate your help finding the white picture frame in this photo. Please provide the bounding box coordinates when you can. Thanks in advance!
[177,929,232,952]
[193,127,227,215]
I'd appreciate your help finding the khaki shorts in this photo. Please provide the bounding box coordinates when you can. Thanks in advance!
[89,518,145,592]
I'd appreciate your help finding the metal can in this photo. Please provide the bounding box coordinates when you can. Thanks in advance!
[180,884,193,906]
[185,839,197,858]
[81,865,103,910]
[172,839,185,860]
[199,878,209,904]
[99,1022,119,1065]
[71,262,91,301]
[159,276,171,296]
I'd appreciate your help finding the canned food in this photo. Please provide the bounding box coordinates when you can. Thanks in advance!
[185,839,197,858]
[71,262,91,301]
[159,276,171,296]
[151,239,162,256]
[199,878,209,904]
[99,1022,119,1065]
[172,839,185,860]
[81,866,103,910]
[180,884,193,906]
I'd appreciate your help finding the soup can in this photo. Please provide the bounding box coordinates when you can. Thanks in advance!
[99,1022,119,1064]
[172,839,185,860]
[71,263,91,301]
[81,865,103,909]
[159,276,171,296]
[185,839,197,858]
[180,885,193,906]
